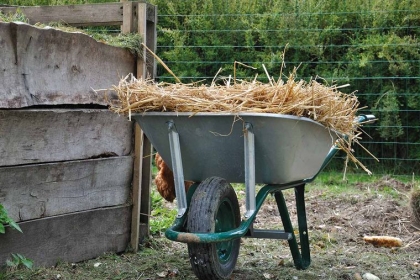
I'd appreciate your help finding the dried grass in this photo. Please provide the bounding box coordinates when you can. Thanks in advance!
[111,72,358,132]
[411,188,420,225]
[108,52,376,174]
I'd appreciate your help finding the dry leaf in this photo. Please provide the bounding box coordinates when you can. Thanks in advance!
[363,236,403,247]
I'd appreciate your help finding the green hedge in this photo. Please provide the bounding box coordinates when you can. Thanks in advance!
[3,0,419,173]
[150,0,420,173]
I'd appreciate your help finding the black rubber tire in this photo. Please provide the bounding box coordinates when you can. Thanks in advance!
[187,177,241,280]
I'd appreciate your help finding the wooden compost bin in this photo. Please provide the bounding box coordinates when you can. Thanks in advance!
[0,1,156,266]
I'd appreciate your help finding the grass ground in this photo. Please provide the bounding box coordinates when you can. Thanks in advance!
[1,172,419,280]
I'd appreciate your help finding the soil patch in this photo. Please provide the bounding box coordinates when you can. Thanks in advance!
[2,176,420,280]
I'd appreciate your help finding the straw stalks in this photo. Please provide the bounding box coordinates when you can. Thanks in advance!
[108,49,377,174]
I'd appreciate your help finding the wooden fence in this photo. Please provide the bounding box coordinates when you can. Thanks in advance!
[0,1,156,266]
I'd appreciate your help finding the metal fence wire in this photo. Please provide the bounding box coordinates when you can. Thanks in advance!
[153,2,419,175]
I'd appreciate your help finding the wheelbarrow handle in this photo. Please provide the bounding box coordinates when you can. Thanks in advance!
[357,114,376,124]
[304,114,376,183]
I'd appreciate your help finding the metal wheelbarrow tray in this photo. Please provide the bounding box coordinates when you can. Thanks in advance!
[132,112,374,280]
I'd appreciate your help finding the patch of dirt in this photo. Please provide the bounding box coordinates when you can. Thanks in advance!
[354,175,415,192]
[238,176,420,280]
[3,177,420,280]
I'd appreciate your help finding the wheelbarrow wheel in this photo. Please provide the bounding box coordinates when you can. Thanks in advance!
[187,176,241,280]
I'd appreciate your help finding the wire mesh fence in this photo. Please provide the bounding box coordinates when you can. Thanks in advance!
[153,2,419,175]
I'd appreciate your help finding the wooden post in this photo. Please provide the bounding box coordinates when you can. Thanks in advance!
[137,1,156,245]
[137,3,157,79]
[122,1,156,252]
[121,1,137,34]
[130,122,145,251]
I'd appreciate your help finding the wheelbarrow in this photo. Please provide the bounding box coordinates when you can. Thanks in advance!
[131,112,375,279]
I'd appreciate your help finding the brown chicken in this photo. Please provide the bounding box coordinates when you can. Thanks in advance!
[155,152,194,202]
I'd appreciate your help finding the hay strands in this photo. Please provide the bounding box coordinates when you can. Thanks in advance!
[108,45,376,175]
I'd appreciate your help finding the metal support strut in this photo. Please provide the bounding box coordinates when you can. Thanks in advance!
[244,122,256,219]
[167,121,188,218]
[274,184,311,270]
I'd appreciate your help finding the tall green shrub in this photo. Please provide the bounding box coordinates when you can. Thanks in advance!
[3,0,419,173]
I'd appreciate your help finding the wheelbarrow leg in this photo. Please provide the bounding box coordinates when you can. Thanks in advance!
[167,121,188,218]
[244,122,256,219]
[274,184,310,270]
[294,184,311,269]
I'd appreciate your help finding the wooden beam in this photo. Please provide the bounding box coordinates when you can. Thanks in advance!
[146,4,158,78]
[122,1,137,34]
[136,3,148,79]
[0,109,133,166]
[120,1,143,252]
[0,3,126,26]
[124,2,156,251]
[0,206,131,267]
[137,2,156,246]
[135,3,157,79]
[130,123,144,251]
[0,156,133,222]
[0,22,135,108]
[139,136,152,240]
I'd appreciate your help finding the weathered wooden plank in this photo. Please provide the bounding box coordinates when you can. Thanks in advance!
[139,136,152,241]
[0,2,157,26]
[0,109,133,166]
[120,2,155,249]
[138,3,156,241]
[137,3,148,79]
[0,3,125,26]
[146,4,158,78]
[122,1,137,33]
[130,124,144,251]
[0,22,135,108]
[146,3,157,23]
[0,206,131,267]
[135,3,157,80]
[0,156,133,222]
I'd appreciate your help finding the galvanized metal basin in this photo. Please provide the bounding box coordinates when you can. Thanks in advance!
[132,112,338,184]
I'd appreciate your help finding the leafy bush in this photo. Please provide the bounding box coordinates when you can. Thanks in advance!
[0,205,22,234]
[0,205,33,269]
[149,190,177,235]
[150,0,419,173]
[2,0,419,173]
[6,254,33,270]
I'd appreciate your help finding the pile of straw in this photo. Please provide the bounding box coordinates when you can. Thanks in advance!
[109,42,376,174]
[111,71,359,135]
[109,70,375,175]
